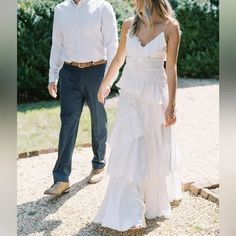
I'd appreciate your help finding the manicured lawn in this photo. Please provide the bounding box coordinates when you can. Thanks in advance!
[17,100,117,154]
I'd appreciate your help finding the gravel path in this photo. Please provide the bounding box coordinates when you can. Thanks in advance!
[176,79,219,184]
[17,79,219,235]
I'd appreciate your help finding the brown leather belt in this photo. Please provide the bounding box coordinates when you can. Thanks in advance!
[64,59,107,68]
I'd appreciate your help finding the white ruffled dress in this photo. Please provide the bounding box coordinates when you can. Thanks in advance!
[94,29,183,231]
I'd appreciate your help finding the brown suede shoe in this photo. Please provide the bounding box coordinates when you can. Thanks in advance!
[44,182,70,196]
[87,168,105,184]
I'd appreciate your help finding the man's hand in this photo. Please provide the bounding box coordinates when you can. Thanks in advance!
[48,82,57,98]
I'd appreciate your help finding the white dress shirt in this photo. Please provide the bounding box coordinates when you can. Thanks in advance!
[49,0,118,83]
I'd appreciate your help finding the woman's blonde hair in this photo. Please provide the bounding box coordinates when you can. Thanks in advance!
[131,0,179,35]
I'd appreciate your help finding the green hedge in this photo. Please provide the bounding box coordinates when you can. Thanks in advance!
[17,0,133,102]
[18,0,61,102]
[174,0,219,77]
[17,0,218,102]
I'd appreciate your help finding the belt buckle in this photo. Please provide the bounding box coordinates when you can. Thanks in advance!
[72,62,78,67]
[75,62,80,68]
[73,61,94,68]
[79,62,87,68]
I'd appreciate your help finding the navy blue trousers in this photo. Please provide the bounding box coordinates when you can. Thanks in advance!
[53,63,107,183]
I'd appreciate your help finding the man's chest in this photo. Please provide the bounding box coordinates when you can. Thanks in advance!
[59,5,102,33]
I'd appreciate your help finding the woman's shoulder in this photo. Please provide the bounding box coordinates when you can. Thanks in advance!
[165,18,180,35]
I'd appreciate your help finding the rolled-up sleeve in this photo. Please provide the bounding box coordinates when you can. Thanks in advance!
[49,7,64,83]
[101,3,118,80]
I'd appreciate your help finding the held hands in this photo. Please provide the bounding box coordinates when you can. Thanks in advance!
[97,81,111,104]
[165,104,176,127]
[48,82,57,98]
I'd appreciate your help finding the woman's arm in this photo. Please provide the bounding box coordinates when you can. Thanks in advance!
[98,18,132,103]
[164,21,181,127]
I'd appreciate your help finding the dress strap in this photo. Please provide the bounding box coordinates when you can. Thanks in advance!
[129,17,136,31]
[163,20,170,33]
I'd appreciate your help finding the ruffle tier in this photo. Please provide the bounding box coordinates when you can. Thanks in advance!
[106,71,181,182]
[94,174,183,232]
[116,67,168,105]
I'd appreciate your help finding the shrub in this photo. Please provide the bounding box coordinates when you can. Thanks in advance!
[174,0,219,77]
[17,0,219,102]
[17,0,133,102]
[17,0,61,102]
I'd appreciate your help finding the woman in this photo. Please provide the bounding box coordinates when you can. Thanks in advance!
[94,0,183,231]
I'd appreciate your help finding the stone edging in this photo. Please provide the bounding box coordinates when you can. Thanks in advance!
[17,143,92,160]
[182,181,219,206]
[17,148,58,159]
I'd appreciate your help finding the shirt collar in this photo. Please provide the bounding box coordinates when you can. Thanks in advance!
[71,0,89,7]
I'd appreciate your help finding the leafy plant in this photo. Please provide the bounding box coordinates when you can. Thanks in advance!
[175,0,219,77]
[17,0,133,102]
[17,0,219,102]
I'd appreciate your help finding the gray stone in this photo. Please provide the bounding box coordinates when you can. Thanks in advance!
[190,183,202,196]
[200,188,212,199]
[29,150,39,157]
[18,152,28,159]
[38,148,57,155]
[182,181,194,192]
[208,192,219,204]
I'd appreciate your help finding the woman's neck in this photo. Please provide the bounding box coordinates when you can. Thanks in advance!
[73,0,80,5]
[150,12,163,24]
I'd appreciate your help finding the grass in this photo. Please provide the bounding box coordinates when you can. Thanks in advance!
[17,100,117,154]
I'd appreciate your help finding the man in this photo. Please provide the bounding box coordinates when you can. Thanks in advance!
[44,0,118,196]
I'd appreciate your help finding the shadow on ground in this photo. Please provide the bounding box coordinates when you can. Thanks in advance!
[74,200,182,236]
[178,78,218,89]
[17,177,89,235]
[74,219,164,236]
[17,79,218,112]
[17,100,60,113]
[17,92,118,113]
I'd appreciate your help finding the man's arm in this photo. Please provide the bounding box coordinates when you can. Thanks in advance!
[48,6,64,84]
[101,2,119,86]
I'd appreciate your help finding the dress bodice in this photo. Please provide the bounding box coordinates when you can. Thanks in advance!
[125,29,167,71]
[116,27,169,106]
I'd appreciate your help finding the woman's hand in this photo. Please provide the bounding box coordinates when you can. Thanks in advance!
[165,105,176,127]
[97,81,111,104]
[97,19,131,104]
